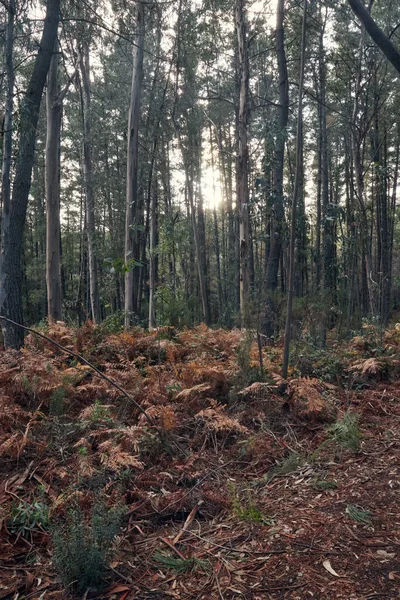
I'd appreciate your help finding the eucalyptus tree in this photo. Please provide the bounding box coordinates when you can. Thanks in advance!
[0,0,60,348]
[125,2,145,327]
[45,43,62,322]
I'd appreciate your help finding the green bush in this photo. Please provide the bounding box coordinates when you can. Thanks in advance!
[52,502,124,594]
[9,500,49,538]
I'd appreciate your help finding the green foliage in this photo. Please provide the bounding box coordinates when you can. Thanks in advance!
[153,552,210,573]
[295,345,346,383]
[89,400,113,423]
[52,502,125,594]
[9,500,50,537]
[312,479,338,491]
[328,412,361,452]
[265,453,305,482]
[345,504,371,524]
[49,386,67,417]
[97,311,125,334]
[228,481,270,524]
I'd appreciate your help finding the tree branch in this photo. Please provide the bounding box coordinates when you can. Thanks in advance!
[347,0,400,74]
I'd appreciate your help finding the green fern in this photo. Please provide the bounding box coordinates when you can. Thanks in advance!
[346,504,371,524]
[154,552,209,573]
[328,412,360,452]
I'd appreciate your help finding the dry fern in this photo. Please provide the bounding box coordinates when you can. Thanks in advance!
[195,405,248,434]
[349,357,389,380]
[287,377,337,423]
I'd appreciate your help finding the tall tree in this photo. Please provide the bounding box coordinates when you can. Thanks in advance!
[0,0,15,327]
[236,0,250,326]
[0,0,60,348]
[347,0,400,74]
[282,0,307,378]
[45,42,62,322]
[78,41,101,323]
[264,0,289,335]
[125,2,145,327]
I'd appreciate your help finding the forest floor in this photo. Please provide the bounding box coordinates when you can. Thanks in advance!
[0,322,399,600]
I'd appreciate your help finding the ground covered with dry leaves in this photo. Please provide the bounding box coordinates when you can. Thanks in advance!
[0,322,399,599]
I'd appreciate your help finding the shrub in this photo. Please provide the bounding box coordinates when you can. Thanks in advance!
[52,502,124,594]
[9,500,49,538]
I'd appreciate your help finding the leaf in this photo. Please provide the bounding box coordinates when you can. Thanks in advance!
[323,560,341,577]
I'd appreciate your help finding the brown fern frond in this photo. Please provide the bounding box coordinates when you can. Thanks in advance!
[195,406,248,434]
[288,377,337,423]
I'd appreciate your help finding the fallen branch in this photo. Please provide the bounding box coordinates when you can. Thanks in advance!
[0,315,157,430]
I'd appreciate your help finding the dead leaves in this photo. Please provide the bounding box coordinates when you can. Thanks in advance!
[287,377,337,423]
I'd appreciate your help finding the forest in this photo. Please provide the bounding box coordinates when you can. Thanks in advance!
[0,0,400,598]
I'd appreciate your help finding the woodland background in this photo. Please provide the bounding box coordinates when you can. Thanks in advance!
[1,0,400,349]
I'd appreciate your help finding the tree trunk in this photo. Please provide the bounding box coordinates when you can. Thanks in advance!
[148,175,158,329]
[347,0,400,73]
[282,0,307,379]
[264,0,289,335]
[79,42,101,324]
[0,0,60,349]
[236,0,250,327]
[125,3,145,328]
[45,42,62,322]
[0,0,14,329]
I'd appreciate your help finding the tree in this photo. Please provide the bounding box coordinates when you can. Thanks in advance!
[347,0,400,74]
[0,0,60,349]
[78,40,101,324]
[236,0,250,326]
[282,0,307,378]
[125,3,145,328]
[264,0,289,335]
[45,42,62,322]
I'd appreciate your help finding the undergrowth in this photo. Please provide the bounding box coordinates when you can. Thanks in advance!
[52,501,125,594]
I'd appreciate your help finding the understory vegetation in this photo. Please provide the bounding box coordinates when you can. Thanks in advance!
[0,321,399,598]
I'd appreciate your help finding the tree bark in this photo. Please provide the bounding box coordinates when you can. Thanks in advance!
[236,0,250,327]
[45,42,62,322]
[282,0,307,379]
[79,42,101,324]
[264,0,289,335]
[0,0,15,331]
[0,0,60,349]
[347,0,400,74]
[125,3,145,328]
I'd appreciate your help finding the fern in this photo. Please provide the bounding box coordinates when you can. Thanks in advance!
[328,412,360,452]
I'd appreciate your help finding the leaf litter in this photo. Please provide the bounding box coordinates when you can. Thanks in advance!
[0,323,399,599]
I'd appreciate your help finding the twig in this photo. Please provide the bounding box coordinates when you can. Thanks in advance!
[173,503,201,544]
[0,315,157,431]
[159,537,187,560]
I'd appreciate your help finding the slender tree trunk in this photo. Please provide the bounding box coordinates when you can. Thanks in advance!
[0,0,60,349]
[347,0,400,73]
[282,0,307,379]
[0,0,15,328]
[45,42,62,322]
[236,0,250,327]
[264,0,289,335]
[125,3,145,327]
[79,42,101,323]
[148,176,158,329]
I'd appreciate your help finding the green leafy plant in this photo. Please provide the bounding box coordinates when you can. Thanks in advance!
[52,502,125,594]
[345,504,371,524]
[228,481,270,524]
[154,552,209,573]
[9,500,50,538]
[49,386,67,416]
[263,453,305,483]
[90,400,113,423]
[328,412,361,452]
